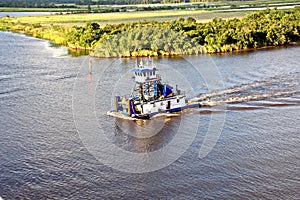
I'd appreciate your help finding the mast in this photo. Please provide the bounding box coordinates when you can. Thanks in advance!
[131,58,161,103]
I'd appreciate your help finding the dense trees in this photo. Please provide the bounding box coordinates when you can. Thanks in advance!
[1,8,300,57]
[92,27,203,57]
[186,8,300,53]
[90,8,300,56]
[66,22,103,49]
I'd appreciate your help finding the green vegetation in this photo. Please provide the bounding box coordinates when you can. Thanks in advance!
[91,8,300,56]
[92,27,204,57]
[1,8,300,57]
[188,8,300,53]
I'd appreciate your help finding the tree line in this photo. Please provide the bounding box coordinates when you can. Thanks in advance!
[73,8,300,56]
[1,8,299,57]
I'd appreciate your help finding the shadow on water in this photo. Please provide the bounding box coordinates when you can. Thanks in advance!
[67,48,90,57]
[111,116,180,153]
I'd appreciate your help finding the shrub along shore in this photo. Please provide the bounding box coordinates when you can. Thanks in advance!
[0,8,300,57]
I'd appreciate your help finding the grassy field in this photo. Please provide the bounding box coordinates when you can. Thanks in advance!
[5,9,251,27]
[2,0,299,27]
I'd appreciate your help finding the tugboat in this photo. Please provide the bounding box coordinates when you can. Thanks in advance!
[107,58,201,119]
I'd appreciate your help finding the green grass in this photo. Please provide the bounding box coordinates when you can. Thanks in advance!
[4,9,250,27]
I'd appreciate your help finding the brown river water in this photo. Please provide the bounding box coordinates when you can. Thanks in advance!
[0,31,299,199]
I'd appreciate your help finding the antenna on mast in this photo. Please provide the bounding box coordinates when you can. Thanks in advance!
[135,57,138,68]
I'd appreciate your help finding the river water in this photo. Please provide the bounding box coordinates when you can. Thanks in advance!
[0,12,55,18]
[0,31,299,199]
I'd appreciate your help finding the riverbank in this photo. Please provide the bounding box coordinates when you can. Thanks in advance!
[1,8,299,57]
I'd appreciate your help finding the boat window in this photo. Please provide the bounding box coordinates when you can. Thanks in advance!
[177,98,180,103]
